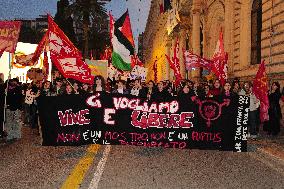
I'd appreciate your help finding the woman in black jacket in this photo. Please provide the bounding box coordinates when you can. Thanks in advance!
[266,82,282,136]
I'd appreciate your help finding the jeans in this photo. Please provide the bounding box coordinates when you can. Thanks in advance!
[23,103,30,124]
[249,110,259,135]
[30,104,38,129]
[5,109,21,140]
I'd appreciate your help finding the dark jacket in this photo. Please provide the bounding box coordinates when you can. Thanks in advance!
[7,85,22,111]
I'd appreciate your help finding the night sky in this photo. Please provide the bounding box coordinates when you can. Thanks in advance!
[0,0,151,47]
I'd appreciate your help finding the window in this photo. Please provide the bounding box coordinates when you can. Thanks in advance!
[251,0,262,65]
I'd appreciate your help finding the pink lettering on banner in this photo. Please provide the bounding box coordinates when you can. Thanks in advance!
[131,111,194,129]
[191,131,222,143]
[104,131,127,141]
[119,140,187,149]
[57,109,90,127]
[56,133,80,143]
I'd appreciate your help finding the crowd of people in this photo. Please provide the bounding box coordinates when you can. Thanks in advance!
[0,75,283,143]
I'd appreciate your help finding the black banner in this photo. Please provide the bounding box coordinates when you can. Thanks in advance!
[38,93,249,152]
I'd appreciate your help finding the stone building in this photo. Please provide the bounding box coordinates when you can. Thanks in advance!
[143,0,284,87]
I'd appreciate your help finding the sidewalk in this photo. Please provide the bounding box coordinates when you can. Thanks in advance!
[249,123,284,161]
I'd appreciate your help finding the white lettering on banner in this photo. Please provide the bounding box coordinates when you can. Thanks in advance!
[111,97,179,113]
[86,93,102,108]
[168,131,175,141]
[234,96,249,152]
[58,58,89,75]
[83,130,102,143]
[49,32,64,54]
[104,109,116,125]
[49,31,72,54]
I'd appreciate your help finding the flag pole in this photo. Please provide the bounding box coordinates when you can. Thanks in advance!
[3,52,12,134]
[66,79,74,90]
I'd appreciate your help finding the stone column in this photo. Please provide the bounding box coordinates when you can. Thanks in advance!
[224,0,233,75]
[179,25,189,79]
[191,1,201,80]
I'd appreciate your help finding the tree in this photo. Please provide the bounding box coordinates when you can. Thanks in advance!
[54,0,77,46]
[66,0,108,58]
[18,26,45,44]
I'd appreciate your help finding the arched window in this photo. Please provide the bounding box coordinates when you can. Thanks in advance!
[251,0,262,65]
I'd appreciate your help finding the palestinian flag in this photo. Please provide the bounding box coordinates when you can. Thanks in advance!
[111,10,135,71]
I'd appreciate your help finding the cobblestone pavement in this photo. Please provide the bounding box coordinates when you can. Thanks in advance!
[1,127,284,189]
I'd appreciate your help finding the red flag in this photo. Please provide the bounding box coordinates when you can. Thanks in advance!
[211,29,228,85]
[166,38,182,86]
[131,54,143,67]
[48,15,94,84]
[253,60,269,122]
[184,50,213,71]
[0,21,21,54]
[32,32,48,66]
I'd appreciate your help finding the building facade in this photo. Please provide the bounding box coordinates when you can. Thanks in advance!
[143,0,284,87]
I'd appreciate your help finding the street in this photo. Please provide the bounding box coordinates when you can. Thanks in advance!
[1,127,284,189]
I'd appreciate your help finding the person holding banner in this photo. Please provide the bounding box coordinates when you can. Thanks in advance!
[112,80,129,95]
[146,80,156,101]
[54,78,65,96]
[178,84,195,112]
[64,84,74,95]
[241,82,260,139]
[40,81,54,97]
[152,81,169,103]
[203,84,213,98]
[130,79,146,98]
[222,82,236,99]
[93,75,106,93]
[73,82,81,95]
[210,79,222,97]
[232,80,241,96]
[82,83,92,94]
